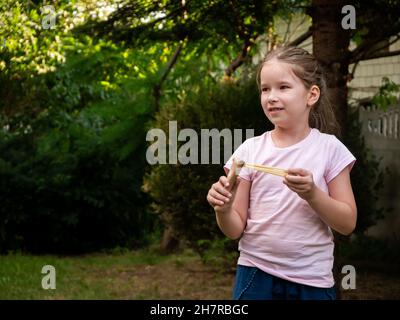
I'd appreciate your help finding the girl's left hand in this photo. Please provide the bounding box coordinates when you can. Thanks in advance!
[283,168,316,201]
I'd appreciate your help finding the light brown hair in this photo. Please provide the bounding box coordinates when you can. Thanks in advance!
[256,46,340,136]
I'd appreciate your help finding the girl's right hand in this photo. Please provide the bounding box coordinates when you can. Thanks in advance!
[207,176,240,214]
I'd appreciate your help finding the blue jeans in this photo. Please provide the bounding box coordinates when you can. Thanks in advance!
[233,265,336,300]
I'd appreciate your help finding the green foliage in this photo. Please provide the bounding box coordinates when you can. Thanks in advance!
[0,36,160,254]
[340,234,400,266]
[0,1,168,253]
[0,98,157,253]
[83,0,280,48]
[196,238,239,272]
[371,77,400,111]
[350,1,400,46]
[143,75,273,254]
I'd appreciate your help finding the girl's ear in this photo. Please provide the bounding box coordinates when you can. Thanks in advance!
[307,85,320,107]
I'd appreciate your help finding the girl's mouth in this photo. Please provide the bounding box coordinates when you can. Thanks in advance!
[268,107,284,113]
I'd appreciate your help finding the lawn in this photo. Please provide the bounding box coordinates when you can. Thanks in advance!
[1,248,399,300]
[0,248,231,300]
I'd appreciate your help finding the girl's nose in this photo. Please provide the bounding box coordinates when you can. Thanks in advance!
[268,95,278,103]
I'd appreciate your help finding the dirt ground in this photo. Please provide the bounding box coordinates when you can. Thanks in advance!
[107,253,400,300]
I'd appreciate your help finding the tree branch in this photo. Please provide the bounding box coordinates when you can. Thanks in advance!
[358,49,400,62]
[291,15,309,41]
[223,0,260,77]
[349,34,400,63]
[287,27,312,47]
[224,38,252,77]
[153,41,185,111]
[228,0,247,39]
[162,43,184,84]
[348,60,359,82]
[282,16,293,44]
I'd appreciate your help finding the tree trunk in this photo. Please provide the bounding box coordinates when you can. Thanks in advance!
[310,0,351,138]
[309,0,352,299]
[160,226,180,253]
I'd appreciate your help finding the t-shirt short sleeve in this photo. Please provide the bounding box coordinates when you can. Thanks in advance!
[325,135,356,183]
[224,139,254,181]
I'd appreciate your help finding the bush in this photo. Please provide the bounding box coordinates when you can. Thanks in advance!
[0,104,157,254]
[143,77,273,253]
[197,238,239,272]
[0,23,169,254]
[340,234,400,264]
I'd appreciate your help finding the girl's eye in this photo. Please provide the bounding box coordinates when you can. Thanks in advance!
[280,85,290,90]
[262,88,270,92]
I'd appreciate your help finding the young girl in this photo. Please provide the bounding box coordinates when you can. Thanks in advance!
[206,46,357,300]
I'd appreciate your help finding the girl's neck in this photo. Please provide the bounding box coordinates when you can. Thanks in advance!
[271,125,311,148]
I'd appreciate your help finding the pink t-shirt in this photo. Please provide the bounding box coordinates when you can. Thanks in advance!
[224,128,356,288]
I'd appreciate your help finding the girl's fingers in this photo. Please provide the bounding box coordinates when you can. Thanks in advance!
[209,190,231,203]
[212,199,225,207]
[285,175,310,184]
[283,180,308,193]
[207,194,224,207]
[219,176,230,188]
[207,175,237,209]
[214,183,233,198]
[287,168,310,176]
[284,178,309,185]
[284,179,308,188]
[287,186,304,194]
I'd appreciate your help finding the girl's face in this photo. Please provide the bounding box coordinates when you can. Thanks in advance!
[259,59,319,129]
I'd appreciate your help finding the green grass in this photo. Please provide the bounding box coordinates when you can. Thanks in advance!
[0,248,171,300]
[3,242,398,300]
